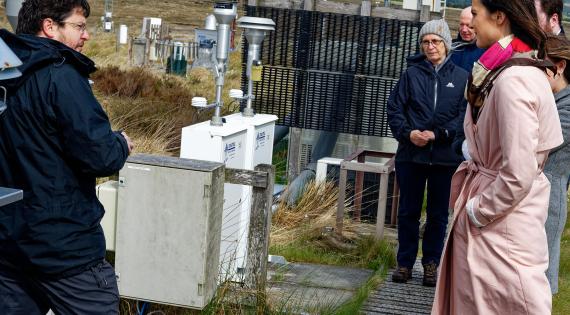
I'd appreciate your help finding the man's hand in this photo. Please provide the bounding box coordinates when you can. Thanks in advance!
[410,130,431,147]
[121,131,134,154]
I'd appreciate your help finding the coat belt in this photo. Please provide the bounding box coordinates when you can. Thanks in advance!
[449,160,499,210]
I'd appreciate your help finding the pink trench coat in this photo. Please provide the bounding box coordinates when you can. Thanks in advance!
[431,66,564,314]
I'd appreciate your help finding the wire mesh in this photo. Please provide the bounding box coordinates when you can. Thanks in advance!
[241,5,423,137]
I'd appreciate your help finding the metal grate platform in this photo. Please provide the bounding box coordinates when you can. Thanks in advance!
[361,260,435,314]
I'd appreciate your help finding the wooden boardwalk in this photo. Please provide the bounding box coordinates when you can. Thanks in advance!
[361,260,435,314]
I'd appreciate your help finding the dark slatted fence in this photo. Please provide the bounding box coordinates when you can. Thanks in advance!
[241,5,424,137]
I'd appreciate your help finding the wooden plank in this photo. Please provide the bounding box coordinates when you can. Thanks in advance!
[224,168,268,188]
[384,156,396,171]
[375,173,389,239]
[345,150,394,161]
[259,0,291,9]
[354,169,364,222]
[344,148,365,162]
[341,161,390,174]
[128,37,133,65]
[336,168,348,235]
[244,164,275,309]
[254,0,441,22]
[370,6,441,21]
[259,0,304,9]
[362,151,395,160]
[353,153,366,222]
[361,0,372,16]
[144,38,151,65]
[420,4,431,22]
[315,0,360,15]
[128,154,224,172]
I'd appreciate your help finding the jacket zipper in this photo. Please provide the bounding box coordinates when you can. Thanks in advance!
[433,74,438,110]
[430,74,438,165]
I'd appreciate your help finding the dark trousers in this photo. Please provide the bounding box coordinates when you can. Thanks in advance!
[0,259,119,315]
[395,161,456,269]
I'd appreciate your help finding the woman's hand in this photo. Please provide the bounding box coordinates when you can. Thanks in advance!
[410,130,431,147]
[421,130,436,141]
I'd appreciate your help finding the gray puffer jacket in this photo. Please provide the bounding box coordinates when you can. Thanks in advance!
[544,86,570,183]
[544,85,570,294]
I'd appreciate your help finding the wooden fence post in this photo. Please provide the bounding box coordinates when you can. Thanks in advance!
[144,38,151,66]
[128,37,133,65]
[361,0,371,16]
[336,166,348,236]
[420,4,430,22]
[244,164,275,312]
[375,173,389,240]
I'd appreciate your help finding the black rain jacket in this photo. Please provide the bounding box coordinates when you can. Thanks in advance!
[387,53,468,167]
[0,29,128,278]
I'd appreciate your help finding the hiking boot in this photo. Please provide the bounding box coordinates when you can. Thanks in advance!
[392,266,412,283]
[423,262,438,287]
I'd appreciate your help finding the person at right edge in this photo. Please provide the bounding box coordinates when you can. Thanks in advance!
[431,0,563,314]
[536,0,570,296]
[543,35,570,296]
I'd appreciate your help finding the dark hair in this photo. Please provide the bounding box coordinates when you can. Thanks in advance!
[539,0,563,24]
[16,0,91,35]
[480,0,547,58]
[545,34,570,82]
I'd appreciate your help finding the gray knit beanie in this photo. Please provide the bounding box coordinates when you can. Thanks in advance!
[419,19,452,52]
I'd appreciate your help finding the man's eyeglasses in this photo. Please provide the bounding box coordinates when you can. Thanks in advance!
[421,39,444,47]
[60,21,87,33]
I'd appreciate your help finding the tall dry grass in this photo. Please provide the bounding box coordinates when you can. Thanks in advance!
[271,180,375,249]
[89,34,244,155]
[92,66,206,154]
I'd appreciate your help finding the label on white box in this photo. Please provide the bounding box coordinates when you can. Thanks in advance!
[255,130,268,150]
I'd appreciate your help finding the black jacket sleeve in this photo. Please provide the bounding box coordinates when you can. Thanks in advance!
[452,120,466,156]
[434,95,467,144]
[387,72,413,143]
[50,64,129,176]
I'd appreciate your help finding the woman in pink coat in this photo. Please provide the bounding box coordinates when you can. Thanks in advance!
[431,0,564,314]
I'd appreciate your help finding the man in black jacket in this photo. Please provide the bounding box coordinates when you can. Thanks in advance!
[0,0,133,313]
[450,6,485,73]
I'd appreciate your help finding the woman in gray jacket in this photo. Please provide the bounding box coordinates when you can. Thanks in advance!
[544,35,570,295]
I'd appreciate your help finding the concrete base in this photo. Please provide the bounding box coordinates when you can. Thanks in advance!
[267,262,373,313]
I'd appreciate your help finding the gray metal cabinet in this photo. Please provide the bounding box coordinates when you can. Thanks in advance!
[115,154,224,309]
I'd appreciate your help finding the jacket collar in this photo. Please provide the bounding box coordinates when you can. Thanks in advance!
[407,53,452,74]
[0,29,96,85]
